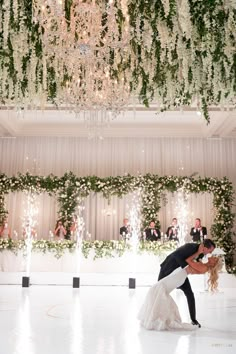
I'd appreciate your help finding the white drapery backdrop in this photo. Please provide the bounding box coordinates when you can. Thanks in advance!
[0,137,235,240]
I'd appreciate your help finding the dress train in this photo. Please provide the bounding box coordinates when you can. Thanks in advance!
[138,268,196,331]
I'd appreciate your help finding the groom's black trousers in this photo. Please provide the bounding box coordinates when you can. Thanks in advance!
[158,269,196,321]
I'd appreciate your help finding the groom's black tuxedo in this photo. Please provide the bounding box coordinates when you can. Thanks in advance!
[158,243,202,322]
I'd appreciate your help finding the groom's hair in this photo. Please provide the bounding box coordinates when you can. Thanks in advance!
[203,239,216,249]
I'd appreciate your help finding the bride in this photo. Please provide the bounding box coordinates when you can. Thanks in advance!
[138,251,222,331]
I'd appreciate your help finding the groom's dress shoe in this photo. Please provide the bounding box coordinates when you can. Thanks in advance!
[192,320,201,328]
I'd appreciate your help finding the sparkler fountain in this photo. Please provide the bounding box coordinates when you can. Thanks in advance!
[22,192,38,287]
[72,201,85,288]
[128,188,142,289]
[175,183,191,246]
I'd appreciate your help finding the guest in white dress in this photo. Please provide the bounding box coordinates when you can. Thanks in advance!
[0,218,11,239]
[138,253,221,331]
[54,220,67,240]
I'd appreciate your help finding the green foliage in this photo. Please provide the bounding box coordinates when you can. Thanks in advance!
[0,238,177,260]
[1,1,236,121]
[0,172,235,271]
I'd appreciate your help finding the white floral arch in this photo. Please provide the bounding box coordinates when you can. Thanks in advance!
[0,172,235,271]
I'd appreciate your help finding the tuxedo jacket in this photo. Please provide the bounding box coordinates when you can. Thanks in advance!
[190,226,207,242]
[145,228,161,241]
[159,243,202,276]
[120,225,129,236]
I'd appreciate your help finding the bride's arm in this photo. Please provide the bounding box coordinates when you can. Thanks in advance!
[186,265,207,275]
[185,248,208,274]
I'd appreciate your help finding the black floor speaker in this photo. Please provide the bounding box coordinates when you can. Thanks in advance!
[73,277,80,288]
[129,278,136,289]
[22,276,30,287]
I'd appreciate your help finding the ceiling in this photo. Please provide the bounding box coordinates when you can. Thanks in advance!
[0,106,236,139]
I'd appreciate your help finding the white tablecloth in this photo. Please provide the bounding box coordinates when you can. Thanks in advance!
[0,250,165,273]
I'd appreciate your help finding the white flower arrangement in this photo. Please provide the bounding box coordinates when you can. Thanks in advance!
[0,172,235,271]
[0,239,177,260]
[0,1,235,121]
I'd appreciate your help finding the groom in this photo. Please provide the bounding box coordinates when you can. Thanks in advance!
[158,239,216,328]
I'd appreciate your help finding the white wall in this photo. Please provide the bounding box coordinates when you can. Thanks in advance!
[0,136,235,242]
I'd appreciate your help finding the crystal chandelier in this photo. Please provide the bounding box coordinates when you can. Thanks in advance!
[33,0,131,137]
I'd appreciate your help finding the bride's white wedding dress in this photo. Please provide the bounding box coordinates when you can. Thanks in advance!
[138,267,196,331]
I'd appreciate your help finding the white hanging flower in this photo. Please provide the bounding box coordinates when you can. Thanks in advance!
[176,0,192,38]
[161,0,170,17]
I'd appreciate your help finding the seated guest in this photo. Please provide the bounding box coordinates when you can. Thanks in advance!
[54,220,67,240]
[144,221,161,241]
[120,218,131,238]
[0,218,11,239]
[190,218,207,242]
[166,217,180,242]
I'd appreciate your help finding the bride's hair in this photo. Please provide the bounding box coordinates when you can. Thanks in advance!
[207,257,223,292]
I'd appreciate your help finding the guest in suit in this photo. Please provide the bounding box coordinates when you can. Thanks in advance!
[158,239,215,328]
[144,221,161,241]
[190,218,207,242]
[120,218,131,238]
[166,217,180,242]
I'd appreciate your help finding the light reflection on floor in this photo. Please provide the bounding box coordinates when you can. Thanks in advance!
[0,284,235,354]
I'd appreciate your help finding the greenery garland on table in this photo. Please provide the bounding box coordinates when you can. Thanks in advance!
[0,238,178,260]
[0,1,236,122]
[0,172,235,272]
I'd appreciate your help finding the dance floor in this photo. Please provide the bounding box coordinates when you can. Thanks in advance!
[0,273,235,354]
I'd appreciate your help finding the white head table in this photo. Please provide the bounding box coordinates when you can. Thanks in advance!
[0,249,166,274]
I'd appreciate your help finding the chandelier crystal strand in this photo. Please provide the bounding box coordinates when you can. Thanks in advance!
[33,0,131,136]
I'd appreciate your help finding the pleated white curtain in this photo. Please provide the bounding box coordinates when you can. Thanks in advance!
[0,137,235,240]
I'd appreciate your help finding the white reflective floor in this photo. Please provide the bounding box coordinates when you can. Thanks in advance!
[0,282,235,354]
